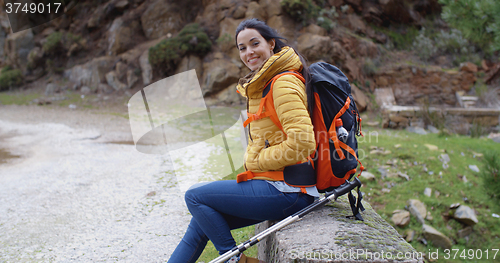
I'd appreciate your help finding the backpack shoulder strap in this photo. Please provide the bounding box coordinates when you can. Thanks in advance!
[243,71,305,131]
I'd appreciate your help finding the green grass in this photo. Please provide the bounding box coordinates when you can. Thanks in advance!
[0,89,98,109]
[0,91,41,105]
[358,126,500,262]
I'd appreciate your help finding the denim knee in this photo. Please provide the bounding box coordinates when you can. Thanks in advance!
[184,182,209,208]
[184,188,197,209]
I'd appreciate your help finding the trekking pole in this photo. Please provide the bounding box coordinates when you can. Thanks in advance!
[209,178,362,263]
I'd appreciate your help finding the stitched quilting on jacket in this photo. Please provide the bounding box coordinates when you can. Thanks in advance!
[236,46,316,178]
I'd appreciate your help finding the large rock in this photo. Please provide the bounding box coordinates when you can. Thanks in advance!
[257,195,423,262]
[267,15,295,41]
[344,56,362,81]
[407,199,426,225]
[360,171,376,181]
[301,24,327,36]
[391,210,411,227]
[107,18,132,56]
[207,83,244,106]
[422,224,452,249]
[453,205,478,226]
[245,1,265,21]
[219,17,243,59]
[297,33,333,62]
[106,71,127,91]
[175,55,203,81]
[202,55,240,96]
[65,56,115,90]
[260,0,282,19]
[5,29,35,73]
[351,83,369,112]
[347,14,366,34]
[141,0,185,39]
[87,4,106,28]
[126,69,139,89]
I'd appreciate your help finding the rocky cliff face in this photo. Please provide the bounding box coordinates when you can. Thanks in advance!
[0,0,488,108]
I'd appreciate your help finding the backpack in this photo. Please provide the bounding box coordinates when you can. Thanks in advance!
[239,62,365,220]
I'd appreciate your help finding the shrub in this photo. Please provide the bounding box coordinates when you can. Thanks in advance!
[480,151,500,199]
[281,0,318,24]
[412,28,437,62]
[439,0,500,53]
[434,29,470,54]
[0,67,23,90]
[149,38,181,71]
[217,33,234,52]
[149,23,211,73]
[420,99,446,130]
[362,58,379,77]
[42,31,84,55]
[176,23,212,55]
[374,25,419,50]
[317,8,337,32]
[42,31,63,54]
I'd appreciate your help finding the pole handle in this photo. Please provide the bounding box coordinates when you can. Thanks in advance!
[329,177,362,198]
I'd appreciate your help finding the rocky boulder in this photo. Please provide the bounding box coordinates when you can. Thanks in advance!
[87,4,106,28]
[65,56,115,91]
[297,33,333,62]
[422,224,452,249]
[218,17,243,59]
[106,71,127,91]
[407,199,426,225]
[391,210,411,227]
[245,1,265,21]
[206,83,244,106]
[360,171,376,181]
[267,15,295,41]
[141,0,185,39]
[453,205,478,226]
[351,83,369,112]
[201,53,240,96]
[5,29,35,73]
[175,55,203,81]
[107,18,133,56]
[260,0,282,19]
[347,14,366,34]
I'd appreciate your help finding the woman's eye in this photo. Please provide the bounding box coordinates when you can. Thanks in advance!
[253,42,259,46]
[239,47,246,51]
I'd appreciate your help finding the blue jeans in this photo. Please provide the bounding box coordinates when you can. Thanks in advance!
[168,180,314,263]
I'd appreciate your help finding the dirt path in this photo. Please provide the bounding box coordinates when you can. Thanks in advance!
[0,104,190,262]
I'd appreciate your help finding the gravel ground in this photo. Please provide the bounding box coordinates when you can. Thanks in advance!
[0,105,191,262]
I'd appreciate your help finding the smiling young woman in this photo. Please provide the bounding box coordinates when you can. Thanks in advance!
[167,18,317,263]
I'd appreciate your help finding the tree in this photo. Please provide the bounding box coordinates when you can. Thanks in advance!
[439,0,500,53]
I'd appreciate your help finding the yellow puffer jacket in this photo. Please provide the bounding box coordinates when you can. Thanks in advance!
[236,46,316,180]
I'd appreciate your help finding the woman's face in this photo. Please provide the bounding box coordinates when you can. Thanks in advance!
[236,28,275,71]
